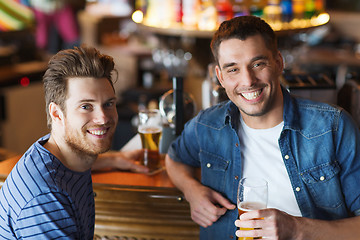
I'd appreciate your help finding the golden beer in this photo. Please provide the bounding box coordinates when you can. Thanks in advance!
[237,201,266,240]
[139,126,162,171]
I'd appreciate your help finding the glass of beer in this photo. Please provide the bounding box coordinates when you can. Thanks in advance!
[138,109,163,171]
[237,177,268,240]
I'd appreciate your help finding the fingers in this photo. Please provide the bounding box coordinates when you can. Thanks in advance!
[192,204,227,228]
[190,190,235,228]
[212,191,236,210]
[129,162,149,173]
[235,209,293,240]
[235,218,266,239]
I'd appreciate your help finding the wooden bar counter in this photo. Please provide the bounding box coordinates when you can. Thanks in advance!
[0,155,199,240]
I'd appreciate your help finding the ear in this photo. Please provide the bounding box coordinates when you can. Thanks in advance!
[48,102,65,126]
[215,64,225,88]
[275,51,284,74]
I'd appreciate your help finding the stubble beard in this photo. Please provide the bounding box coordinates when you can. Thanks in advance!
[64,123,113,158]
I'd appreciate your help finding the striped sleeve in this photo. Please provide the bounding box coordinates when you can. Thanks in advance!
[15,191,79,239]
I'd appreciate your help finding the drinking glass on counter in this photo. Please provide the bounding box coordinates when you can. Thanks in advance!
[138,109,163,171]
[237,177,268,240]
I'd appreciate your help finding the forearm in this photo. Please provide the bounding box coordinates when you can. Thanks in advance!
[294,215,360,240]
[91,152,114,171]
[165,154,201,198]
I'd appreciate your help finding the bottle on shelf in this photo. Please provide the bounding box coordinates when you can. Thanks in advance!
[264,0,282,23]
[215,0,233,25]
[314,0,325,15]
[280,0,292,22]
[232,0,249,18]
[292,0,305,19]
[198,0,217,30]
[182,0,201,29]
[304,0,315,19]
[248,0,267,17]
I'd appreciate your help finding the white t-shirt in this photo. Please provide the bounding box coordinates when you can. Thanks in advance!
[239,117,302,217]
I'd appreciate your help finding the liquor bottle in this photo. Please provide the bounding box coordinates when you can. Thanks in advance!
[198,0,217,30]
[216,0,233,25]
[248,0,267,17]
[183,0,201,29]
[174,0,183,23]
[280,0,292,22]
[314,0,325,15]
[264,0,282,23]
[232,0,249,17]
[292,0,305,19]
[304,0,315,19]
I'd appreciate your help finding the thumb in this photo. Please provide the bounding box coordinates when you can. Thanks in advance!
[212,191,236,210]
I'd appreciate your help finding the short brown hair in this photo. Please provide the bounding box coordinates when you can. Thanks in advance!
[210,16,278,64]
[43,45,116,129]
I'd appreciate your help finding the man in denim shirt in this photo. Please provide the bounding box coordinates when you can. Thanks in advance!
[166,16,360,240]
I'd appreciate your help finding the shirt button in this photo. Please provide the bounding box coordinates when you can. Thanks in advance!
[235,143,239,147]
[284,155,290,160]
[295,187,301,192]
[235,176,239,180]
[206,163,211,168]
[320,176,325,181]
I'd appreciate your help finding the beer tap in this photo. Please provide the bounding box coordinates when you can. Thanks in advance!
[173,76,184,136]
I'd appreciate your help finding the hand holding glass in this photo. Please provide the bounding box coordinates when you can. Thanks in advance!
[237,177,268,240]
[138,109,163,171]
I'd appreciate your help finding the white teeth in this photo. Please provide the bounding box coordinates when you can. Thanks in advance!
[89,130,107,136]
[241,90,261,100]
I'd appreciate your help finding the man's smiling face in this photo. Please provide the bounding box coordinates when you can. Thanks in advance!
[215,35,284,121]
[63,77,118,156]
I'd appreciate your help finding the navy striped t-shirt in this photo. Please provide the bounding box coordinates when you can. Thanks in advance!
[0,135,95,239]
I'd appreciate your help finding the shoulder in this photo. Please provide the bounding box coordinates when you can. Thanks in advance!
[192,101,232,128]
[285,94,357,137]
[5,141,59,205]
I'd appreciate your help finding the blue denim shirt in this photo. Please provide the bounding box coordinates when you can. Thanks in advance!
[168,87,360,240]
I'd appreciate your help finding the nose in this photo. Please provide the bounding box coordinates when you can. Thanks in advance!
[239,67,256,87]
[93,107,110,125]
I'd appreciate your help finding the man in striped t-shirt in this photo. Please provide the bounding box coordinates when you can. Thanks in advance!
[0,46,144,239]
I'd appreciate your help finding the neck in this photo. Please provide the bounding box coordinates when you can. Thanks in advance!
[241,91,284,129]
[44,133,97,172]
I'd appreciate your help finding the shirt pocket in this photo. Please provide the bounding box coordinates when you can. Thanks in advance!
[300,161,343,209]
[199,150,229,193]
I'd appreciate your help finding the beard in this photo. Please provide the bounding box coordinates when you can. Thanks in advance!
[64,121,114,157]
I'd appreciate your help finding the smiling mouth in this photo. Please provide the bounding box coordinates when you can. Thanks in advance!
[88,129,108,136]
[241,89,263,100]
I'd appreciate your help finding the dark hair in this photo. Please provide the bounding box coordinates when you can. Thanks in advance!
[210,16,278,64]
[43,45,116,129]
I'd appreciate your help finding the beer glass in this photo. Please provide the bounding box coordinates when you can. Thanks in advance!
[237,177,268,240]
[138,109,163,171]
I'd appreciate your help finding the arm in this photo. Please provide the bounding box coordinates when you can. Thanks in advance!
[165,154,235,227]
[92,149,149,173]
[235,208,360,239]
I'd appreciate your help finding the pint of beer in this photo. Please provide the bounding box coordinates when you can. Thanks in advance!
[237,178,268,240]
[138,109,163,171]
[238,202,267,240]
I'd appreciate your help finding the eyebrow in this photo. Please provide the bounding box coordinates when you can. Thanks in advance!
[221,55,269,70]
[77,97,117,104]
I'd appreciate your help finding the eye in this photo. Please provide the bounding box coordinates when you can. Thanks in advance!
[104,100,115,108]
[81,104,93,110]
[252,61,267,69]
[227,68,238,73]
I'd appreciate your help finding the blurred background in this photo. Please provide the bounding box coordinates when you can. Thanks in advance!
[0,0,359,158]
